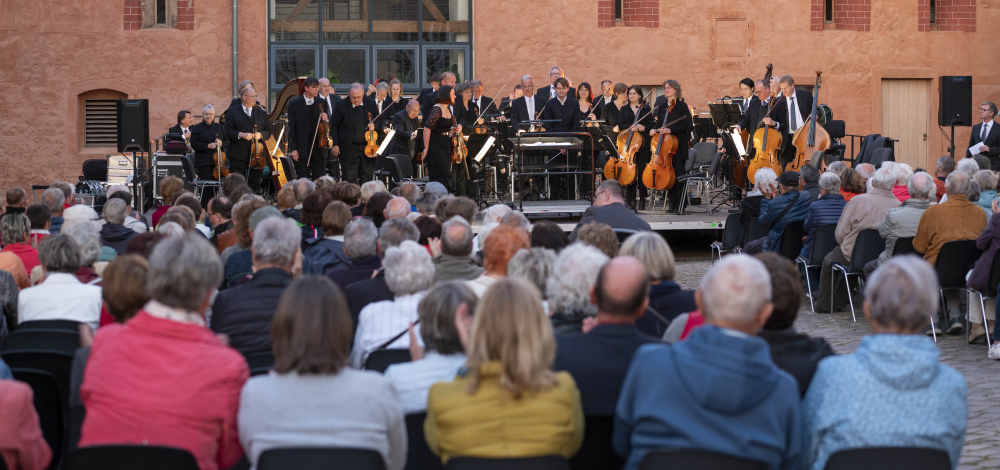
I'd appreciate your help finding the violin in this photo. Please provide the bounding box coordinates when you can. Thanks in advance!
[610,92,653,186]
[212,134,229,180]
[747,64,784,185]
[471,84,507,135]
[790,70,832,172]
[364,111,379,158]
[317,101,332,150]
[249,124,267,170]
[528,105,547,133]
[450,124,467,163]
[643,102,681,191]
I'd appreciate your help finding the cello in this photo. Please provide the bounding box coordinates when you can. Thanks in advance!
[790,70,832,171]
[643,102,686,192]
[746,64,784,185]
[611,92,653,186]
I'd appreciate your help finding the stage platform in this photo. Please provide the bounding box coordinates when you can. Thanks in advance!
[477,200,733,233]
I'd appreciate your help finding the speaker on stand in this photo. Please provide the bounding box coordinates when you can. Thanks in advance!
[939,76,973,159]
[117,99,150,212]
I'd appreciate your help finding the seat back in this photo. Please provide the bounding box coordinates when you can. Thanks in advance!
[744,218,767,245]
[280,156,298,180]
[808,224,839,265]
[613,228,638,244]
[823,120,846,139]
[822,447,951,470]
[568,415,623,470]
[67,445,200,470]
[2,351,75,407]
[391,154,415,179]
[384,155,404,183]
[12,368,64,470]
[985,249,1000,297]
[870,147,894,168]
[707,152,724,179]
[847,229,884,273]
[778,220,806,261]
[934,239,981,288]
[14,320,81,332]
[685,149,697,172]
[445,456,569,470]
[2,330,81,356]
[720,213,743,251]
[692,142,717,167]
[244,351,275,377]
[363,349,412,373]
[179,154,197,184]
[892,237,915,257]
[257,447,386,470]
[404,413,442,470]
[638,449,767,470]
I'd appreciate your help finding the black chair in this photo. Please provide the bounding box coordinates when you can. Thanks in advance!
[65,404,85,455]
[257,447,386,470]
[12,368,64,470]
[870,147,894,168]
[777,220,806,262]
[405,413,443,470]
[675,171,709,215]
[892,237,916,257]
[179,154,222,201]
[710,212,743,262]
[280,156,298,180]
[445,456,569,470]
[857,135,888,165]
[796,224,838,312]
[967,249,1000,344]
[1,350,75,406]
[363,349,412,373]
[823,120,847,163]
[612,228,638,244]
[638,449,767,470]
[737,218,767,252]
[2,330,81,355]
[14,320,82,332]
[244,351,274,377]
[930,239,982,342]
[67,445,200,470]
[830,229,884,321]
[822,447,951,470]
[569,415,622,470]
[386,154,429,188]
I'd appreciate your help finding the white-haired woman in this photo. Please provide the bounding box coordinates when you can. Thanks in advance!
[546,243,610,334]
[974,170,997,222]
[190,103,226,180]
[890,162,914,202]
[740,167,778,245]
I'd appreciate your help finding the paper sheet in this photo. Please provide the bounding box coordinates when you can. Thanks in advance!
[970,142,985,156]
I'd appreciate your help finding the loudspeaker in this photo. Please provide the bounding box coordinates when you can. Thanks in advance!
[152,153,193,200]
[117,99,150,153]
[939,76,973,127]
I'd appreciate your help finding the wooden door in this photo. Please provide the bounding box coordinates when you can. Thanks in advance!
[881,79,930,169]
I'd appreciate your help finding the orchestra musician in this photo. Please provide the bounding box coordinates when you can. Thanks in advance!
[422,86,461,193]
[577,82,602,122]
[384,79,407,125]
[330,83,378,184]
[621,85,653,210]
[318,77,340,178]
[390,100,421,161]
[422,71,456,118]
[189,104,227,180]
[763,75,811,168]
[599,80,614,108]
[168,110,193,144]
[650,80,694,213]
[541,78,582,200]
[287,77,331,180]
[576,82,601,197]
[603,82,628,132]
[500,85,523,119]
[511,75,543,131]
[223,87,271,192]
[228,80,255,110]
[417,73,441,109]
[536,66,577,102]
[470,79,499,118]
[738,78,755,113]
[451,81,476,196]
[372,82,391,130]
[736,79,772,161]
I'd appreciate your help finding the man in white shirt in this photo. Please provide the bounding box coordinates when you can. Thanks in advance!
[967,101,1000,170]
[536,66,576,102]
[18,234,103,330]
[168,110,193,142]
[762,75,812,169]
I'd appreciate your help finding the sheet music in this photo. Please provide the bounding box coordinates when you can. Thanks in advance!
[969,142,984,156]
[729,128,747,157]
[474,136,495,162]
[376,130,396,156]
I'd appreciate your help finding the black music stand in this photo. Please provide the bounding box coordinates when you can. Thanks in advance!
[693,116,715,142]
[510,132,594,211]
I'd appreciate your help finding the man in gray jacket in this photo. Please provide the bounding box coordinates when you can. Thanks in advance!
[433,216,484,283]
[864,172,936,277]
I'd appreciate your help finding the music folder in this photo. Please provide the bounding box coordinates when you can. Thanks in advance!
[376,130,396,156]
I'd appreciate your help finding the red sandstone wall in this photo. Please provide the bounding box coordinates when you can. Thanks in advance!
[0,0,267,192]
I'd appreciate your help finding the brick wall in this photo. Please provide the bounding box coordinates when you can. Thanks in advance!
[123,0,141,30]
[810,0,871,31]
[919,0,976,32]
[598,0,658,28]
[176,0,194,30]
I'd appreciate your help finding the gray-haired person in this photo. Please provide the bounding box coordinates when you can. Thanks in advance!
[191,103,227,180]
[100,199,139,254]
[18,235,102,329]
[434,216,484,283]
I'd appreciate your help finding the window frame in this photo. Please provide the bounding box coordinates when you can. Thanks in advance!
[141,0,176,28]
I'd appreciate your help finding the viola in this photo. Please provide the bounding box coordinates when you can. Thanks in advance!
[450,124,467,163]
[249,124,267,170]
[212,134,229,180]
[790,70,831,172]
[317,101,332,150]
[747,64,783,185]
[364,111,379,158]
[643,102,682,191]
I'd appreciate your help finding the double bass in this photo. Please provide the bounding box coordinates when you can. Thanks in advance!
[643,102,682,191]
[790,70,832,171]
[747,64,784,185]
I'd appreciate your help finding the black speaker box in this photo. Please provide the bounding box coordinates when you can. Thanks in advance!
[117,99,150,153]
[939,76,973,127]
[152,154,194,200]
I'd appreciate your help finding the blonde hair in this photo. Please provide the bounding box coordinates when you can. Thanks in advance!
[620,231,676,281]
[465,277,557,399]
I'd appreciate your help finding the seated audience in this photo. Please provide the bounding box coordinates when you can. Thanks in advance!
[799,164,820,201]
[151,176,185,228]
[299,191,332,249]
[156,221,186,237]
[803,256,967,470]
[914,171,987,334]
[864,172,935,277]
[212,217,298,355]
[434,196,453,221]
[554,256,657,416]
[614,255,801,470]
[286,179,316,223]
[414,216,441,246]
[466,225,530,297]
[221,173,248,199]
[1,214,40,274]
[333,182,364,217]
[361,180,389,205]
[0,376,52,470]
[207,197,235,253]
[933,155,955,201]
[971,200,1000,346]
[3,187,26,214]
[482,203,512,225]
[423,181,448,199]
[238,276,406,470]
[385,281,477,414]
[398,182,421,210]
[350,240,434,368]
[327,218,381,290]
[40,188,65,234]
[754,253,835,396]
[173,195,210,237]
[99,199,139,255]
[433,216,483,283]
[364,192,393,228]
[26,204,51,246]
[888,162,913,202]
[800,172,847,260]
[344,218,420,324]
[224,206,282,288]
[384,196,411,221]
[275,186,295,213]
[547,243,609,334]
[940,158,981,204]
[314,176,337,199]
[444,197,478,224]
[974,170,997,221]
[415,192,439,218]
[816,166,900,312]
[125,232,167,259]
[855,162,875,184]
[743,171,810,255]
[531,220,568,251]
[838,167,866,201]
[425,277,584,463]
[620,232,695,337]
[570,180,650,241]
[19,235,101,328]
[302,201,352,275]
[159,207,195,233]
[507,248,557,303]
[741,168,777,230]
[575,221,619,258]
[80,234,249,470]
[105,186,148,232]
[501,211,532,232]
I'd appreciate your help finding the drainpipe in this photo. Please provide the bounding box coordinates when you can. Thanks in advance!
[231,0,239,97]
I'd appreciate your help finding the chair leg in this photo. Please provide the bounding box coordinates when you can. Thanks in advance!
[805,266,815,313]
[929,315,938,342]
[981,293,992,345]
[844,271,856,322]
[831,266,836,314]
[676,183,689,215]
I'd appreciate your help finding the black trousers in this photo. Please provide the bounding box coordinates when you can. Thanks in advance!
[295,144,327,180]
[626,161,649,205]
[340,144,375,184]
[451,161,468,197]
[326,148,341,179]
[780,138,797,168]
[230,158,263,192]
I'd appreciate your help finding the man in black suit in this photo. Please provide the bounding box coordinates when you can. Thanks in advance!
[330,83,378,184]
[318,78,340,178]
[511,75,544,130]
[737,80,773,160]
[421,71,456,118]
[168,110,194,142]
[542,78,583,199]
[189,104,227,180]
[223,87,271,192]
[967,101,1000,170]
[286,77,330,180]
[569,180,651,241]
[470,79,499,118]
[390,100,421,161]
[764,75,811,168]
[416,73,441,110]
[535,66,577,102]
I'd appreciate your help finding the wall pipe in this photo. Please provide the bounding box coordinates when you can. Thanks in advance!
[232,0,238,97]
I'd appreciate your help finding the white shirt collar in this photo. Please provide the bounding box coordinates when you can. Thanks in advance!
[144,300,207,327]
[42,272,84,285]
[243,105,252,115]
[557,95,567,106]
[305,97,314,105]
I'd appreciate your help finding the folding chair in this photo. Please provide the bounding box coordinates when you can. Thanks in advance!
[569,415,623,470]
[638,449,767,470]
[822,447,950,470]
[777,220,806,262]
[930,240,982,342]
[257,447,386,470]
[830,229,884,321]
[404,413,442,470]
[445,456,568,470]
[363,349,412,373]
[710,212,743,262]
[179,154,222,201]
[796,224,838,312]
[68,445,201,470]
[243,351,275,377]
[966,249,1000,345]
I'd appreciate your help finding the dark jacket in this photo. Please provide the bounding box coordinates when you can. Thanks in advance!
[50,216,64,235]
[300,225,323,252]
[286,95,329,156]
[550,309,587,335]
[802,181,820,202]
[302,238,350,275]
[801,194,847,258]
[433,254,484,283]
[211,268,293,355]
[542,96,583,133]
[569,203,651,241]
[759,190,811,252]
[326,255,381,291]
[758,328,836,397]
[969,213,1000,291]
[740,194,764,228]
[223,103,271,164]
[99,223,139,255]
[639,281,696,338]
[553,324,658,415]
[344,271,392,327]
[390,109,420,159]
[966,120,1000,168]
[510,95,545,129]
[535,84,576,103]
[223,250,254,288]
[210,220,235,249]
[189,121,227,168]
[330,97,378,148]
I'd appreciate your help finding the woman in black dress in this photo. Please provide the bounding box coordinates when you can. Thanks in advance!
[650,79,694,212]
[620,85,654,210]
[603,82,628,132]
[422,86,461,194]
[576,82,602,197]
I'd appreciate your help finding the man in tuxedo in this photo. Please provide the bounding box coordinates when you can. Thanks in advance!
[416,73,441,109]
[737,80,771,160]
[511,75,544,130]
[330,83,378,184]
[189,104,227,181]
[421,71,456,118]
[763,75,808,168]
[168,110,194,145]
[535,66,576,102]
[542,78,583,199]
[287,77,331,180]
[470,79,499,118]
[223,87,271,192]
[967,102,1000,170]
[600,80,614,107]
[318,78,340,178]
[390,100,421,161]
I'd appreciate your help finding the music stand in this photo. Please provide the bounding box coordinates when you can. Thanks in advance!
[693,116,715,142]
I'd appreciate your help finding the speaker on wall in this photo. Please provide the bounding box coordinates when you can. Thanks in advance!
[939,76,973,127]
[117,99,150,153]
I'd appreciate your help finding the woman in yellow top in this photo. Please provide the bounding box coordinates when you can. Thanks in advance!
[424,277,585,463]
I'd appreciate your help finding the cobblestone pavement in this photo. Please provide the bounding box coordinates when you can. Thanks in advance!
[675,255,1000,470]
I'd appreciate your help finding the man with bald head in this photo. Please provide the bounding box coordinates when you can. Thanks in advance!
[223,86,271,192]
[330,82,378,184]
[384,196,411,220]
[553,256,657,418]
[390,99,421,161]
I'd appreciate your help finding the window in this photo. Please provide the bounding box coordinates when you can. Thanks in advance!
[615,0,622,20]
[142,0,176,28]
[824,0,833,22]
[79,89,127,149]
[929,0,937,24]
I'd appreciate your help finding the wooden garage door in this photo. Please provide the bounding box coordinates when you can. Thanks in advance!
[881,79,930,169]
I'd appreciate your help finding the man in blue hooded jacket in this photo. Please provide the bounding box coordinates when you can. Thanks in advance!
[613,255,802,470]
[744,170,811,255]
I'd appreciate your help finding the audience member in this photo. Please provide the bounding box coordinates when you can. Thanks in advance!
[614,255,801,470]
[327,218,380,291]
[275,186,295,213]
[933,155,955,201]
[364,192,393,228]
[302,201,352,275]
[103,188,148,233]
[1,214,40,274]
[890,162,913,202]
[26,204,51,245]
[575,221,619,258]
[287,179,317,223]
[531,220,569,251]
[970,200,1000,346]
[743,171,811,254]
[385,196,411,220]
[398,182,420,209]
[300,191,332,248]
[467,224,530,297]
[344,218,420,324]
[434,196,453,221]
[361,180,389,204]
[815,165,900,312]
[973,154,992,176]
[425,277,584,463]
[974,170,997,221]
[855,163,875,182]
[799,164,820,201]
[803,256,967,470]
[385,281,476,414]
[50,181,75,209]
[174,195,211,237]
[414,216,441,246]
[500,211,532,232]
[507,248,557,302]
[0,376,51,470]
[159,207,195,233]
[839,167,866,201]
[570,180,650,241]
[221,173,248,198]
[223,204,276,287]
[547,243,609,334]
[741,168,777,229]
[433,216,483,283]
[151,176,185,228]
[207,197,235,252]
[98,199,139,254]
[156,221,186,237]
[415,192,439,217]
[423,181,448,199]
[63,220,104,283]
[125,232,167,258]
[212,217,299,355]
[333,182,364,216]
[238,276,406,470]
[826,161,847,180]
[482,203,512,224]
[444,197,478,224]
[800,172,846,262]
[3,187,26,214]
[620,232,695,337]
[864,171,935,277]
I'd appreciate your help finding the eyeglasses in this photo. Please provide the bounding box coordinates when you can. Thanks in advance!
[980,108,992,112]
